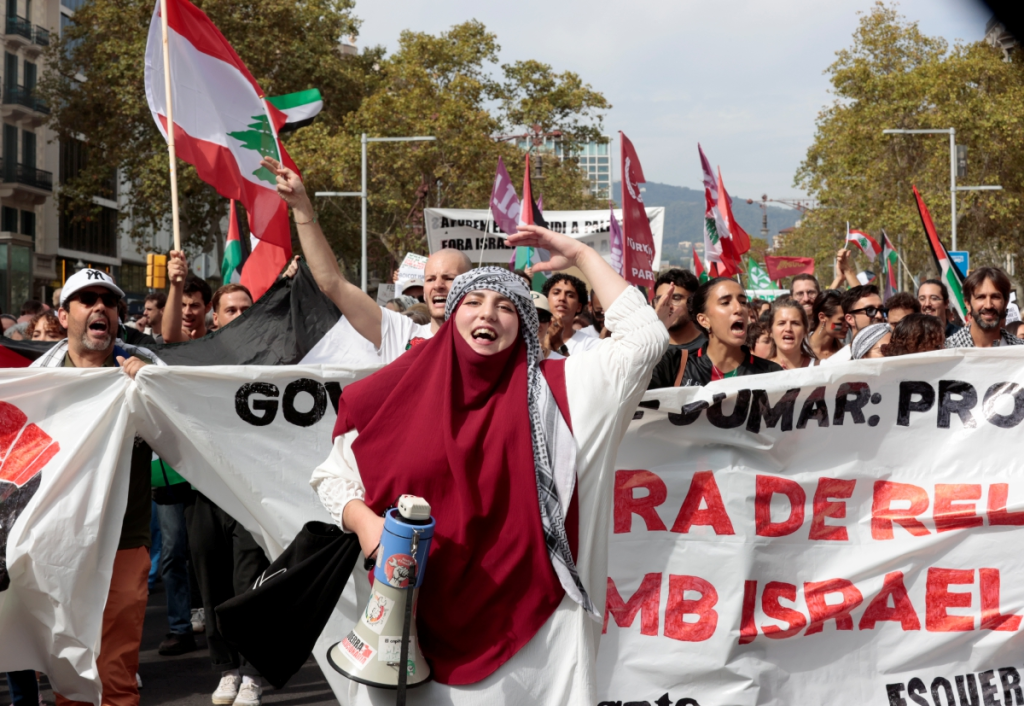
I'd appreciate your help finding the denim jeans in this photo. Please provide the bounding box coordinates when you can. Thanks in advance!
[149,502,162,587]
[155,502,192,636]
[5,671,38,706]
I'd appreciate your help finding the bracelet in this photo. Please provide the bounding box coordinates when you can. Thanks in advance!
[293,212,318,226]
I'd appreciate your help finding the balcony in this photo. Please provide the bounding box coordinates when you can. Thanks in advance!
[1,85,49,125]
[33,26,48,46]
[4,15,32,48]
[0,159,54,204]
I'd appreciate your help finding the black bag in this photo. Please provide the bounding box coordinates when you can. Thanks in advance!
[151,458,195,506]
[215,521,361,689]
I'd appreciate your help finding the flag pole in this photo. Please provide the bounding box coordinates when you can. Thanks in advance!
[159,0,182,260]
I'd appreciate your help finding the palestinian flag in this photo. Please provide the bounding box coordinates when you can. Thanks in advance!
[880,230,899,300]
[693,246,708,284]
[143,0,296,252]
[222,199,244,283]
[846,224,882,262]
[6,264,363,368]
[914,185,967,319]
[746,255,772,289]
[266,89,323,133]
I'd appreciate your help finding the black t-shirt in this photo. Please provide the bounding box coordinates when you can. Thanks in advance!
[648,333,708,389]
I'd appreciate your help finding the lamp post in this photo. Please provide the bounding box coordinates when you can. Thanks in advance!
[882,128,1002,251]
[315,133,437,293]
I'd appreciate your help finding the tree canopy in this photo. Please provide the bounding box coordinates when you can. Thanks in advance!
[40,2,609,279]
[781,2,1024,286]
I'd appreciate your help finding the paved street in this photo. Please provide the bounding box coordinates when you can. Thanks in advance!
[2,583,338,706]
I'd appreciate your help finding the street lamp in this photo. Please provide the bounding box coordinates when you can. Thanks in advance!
[882,128,1002,251]
[316,133,437,292]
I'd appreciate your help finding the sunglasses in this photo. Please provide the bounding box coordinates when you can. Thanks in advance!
[848,305,888,319]
[71,290,120,308]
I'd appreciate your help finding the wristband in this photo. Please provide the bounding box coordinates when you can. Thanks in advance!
[294,212,318,226]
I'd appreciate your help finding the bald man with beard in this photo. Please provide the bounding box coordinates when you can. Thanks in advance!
[261,157,471,364]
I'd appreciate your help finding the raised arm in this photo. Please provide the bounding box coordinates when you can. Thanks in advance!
[510,224,628,309]
[162,250,189,343]
[260,157,384,349]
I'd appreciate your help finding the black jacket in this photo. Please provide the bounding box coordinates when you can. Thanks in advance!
[680,344,783,387]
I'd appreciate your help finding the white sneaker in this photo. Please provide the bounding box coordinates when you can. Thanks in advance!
[233,681,262,706]
[212,672,240,705]
[191,607,206,634]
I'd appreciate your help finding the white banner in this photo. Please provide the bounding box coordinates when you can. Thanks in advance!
[0,370,133,705]
[424,207,665,271]
[5,349,1024,705]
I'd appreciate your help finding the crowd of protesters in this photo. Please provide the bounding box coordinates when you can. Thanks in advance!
[4,211,1022,706]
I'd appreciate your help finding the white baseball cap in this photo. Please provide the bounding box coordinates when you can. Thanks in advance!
[60,268,125,308]
[531,291,551,313]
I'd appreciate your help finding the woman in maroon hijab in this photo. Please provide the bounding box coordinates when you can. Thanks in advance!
[311,224,670,705]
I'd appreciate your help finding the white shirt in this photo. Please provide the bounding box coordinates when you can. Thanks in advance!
[378,307,433,364]
[819,343,852,365]
[564,329,602,356]
[311,286,668,706]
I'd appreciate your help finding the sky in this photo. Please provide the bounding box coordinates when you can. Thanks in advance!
[351,0,992,201]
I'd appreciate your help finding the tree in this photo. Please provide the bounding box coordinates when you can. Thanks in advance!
[41,4,609,281]
[39,0,368,259]
[289,21,609,278]
[782,2,1024,287]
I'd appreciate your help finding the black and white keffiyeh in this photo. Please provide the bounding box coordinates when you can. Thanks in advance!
[445,267,596,615]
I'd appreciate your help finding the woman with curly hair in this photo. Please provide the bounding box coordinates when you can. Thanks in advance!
[882,313,945,357]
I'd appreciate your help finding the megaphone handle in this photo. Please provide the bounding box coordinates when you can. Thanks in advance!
[396,531,420,705]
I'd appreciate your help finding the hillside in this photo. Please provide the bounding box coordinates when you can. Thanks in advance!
[612,182,802,262]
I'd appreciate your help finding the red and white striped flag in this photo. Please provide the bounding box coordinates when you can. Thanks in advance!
[143,0,295,260]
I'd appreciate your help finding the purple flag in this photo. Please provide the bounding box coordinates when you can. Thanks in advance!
[609,208,625,276]
[490,157,521,236]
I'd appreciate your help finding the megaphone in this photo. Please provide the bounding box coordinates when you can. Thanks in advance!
[328,495,435,692]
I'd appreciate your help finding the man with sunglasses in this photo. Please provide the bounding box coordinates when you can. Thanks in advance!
[821,284,886,366]
[30,268,163,706]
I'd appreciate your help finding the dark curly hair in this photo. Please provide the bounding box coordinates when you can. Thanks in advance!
[883,313,945,357]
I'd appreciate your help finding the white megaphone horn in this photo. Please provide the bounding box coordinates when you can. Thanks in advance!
[328,495,435,698]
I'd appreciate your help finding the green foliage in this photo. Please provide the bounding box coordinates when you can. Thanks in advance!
[783,2,1024,286]
[40,3,607,278]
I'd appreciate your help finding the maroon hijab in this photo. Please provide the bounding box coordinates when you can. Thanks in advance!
[332,305,566,685]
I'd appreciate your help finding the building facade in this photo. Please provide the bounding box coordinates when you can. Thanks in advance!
[1,0,56,314]
[510,131,612,201]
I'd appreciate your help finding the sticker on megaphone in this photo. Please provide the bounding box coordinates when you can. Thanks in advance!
[384,554,416,588]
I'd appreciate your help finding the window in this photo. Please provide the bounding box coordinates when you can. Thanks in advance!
[117,263,147,296]
[60,138,116,199]
[60,0,85,11]
[24,61,36,91]
[20,209,35,239]
[22,130,35,168]
[4,54,17,92]
[598,166,609,173]
[59,201,118,257]
[1,207,17,232]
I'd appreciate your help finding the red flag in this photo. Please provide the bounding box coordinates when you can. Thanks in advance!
[764,255,815,282]
[692,246,706,282]
[716,168,750,257]
[619,132,656,296]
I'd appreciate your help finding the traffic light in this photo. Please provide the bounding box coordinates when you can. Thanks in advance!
[146,253,167,289]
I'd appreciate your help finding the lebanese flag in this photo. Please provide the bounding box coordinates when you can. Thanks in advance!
[764,255,815,282]
[620,132,656,296]
[914,185,967,319]
[143,0,296,253]
[845,224,882,262]
[697,145,738,276]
